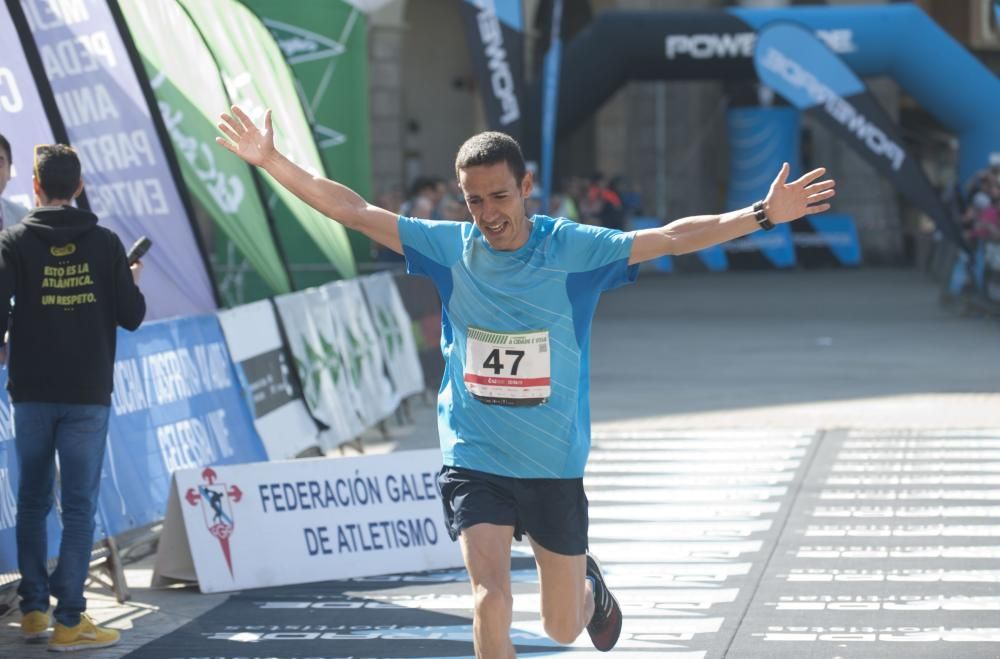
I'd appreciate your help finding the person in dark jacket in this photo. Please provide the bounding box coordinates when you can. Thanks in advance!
[0,144,145,652]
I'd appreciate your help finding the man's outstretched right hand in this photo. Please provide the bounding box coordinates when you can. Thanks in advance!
[216,106,275,167]
[212,103,403,255]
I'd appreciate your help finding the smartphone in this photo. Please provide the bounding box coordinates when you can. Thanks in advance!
[127,236,152,265]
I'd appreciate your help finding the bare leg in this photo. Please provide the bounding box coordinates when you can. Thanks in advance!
[460,523,517,659]
[530,538,593,645]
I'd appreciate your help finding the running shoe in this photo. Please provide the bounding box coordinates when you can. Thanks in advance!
[585,551,622,651]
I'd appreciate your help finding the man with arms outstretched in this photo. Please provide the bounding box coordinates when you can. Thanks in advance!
[217,106,834,656]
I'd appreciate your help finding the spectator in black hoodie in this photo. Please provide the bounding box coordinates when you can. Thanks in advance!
[0,144,145,652]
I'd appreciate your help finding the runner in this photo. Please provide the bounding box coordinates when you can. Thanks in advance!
[216,106,834,655]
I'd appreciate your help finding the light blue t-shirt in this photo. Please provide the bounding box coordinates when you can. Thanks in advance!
[400,214,638,478]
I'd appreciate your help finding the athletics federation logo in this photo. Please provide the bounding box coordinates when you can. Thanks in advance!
[185,467,243,577]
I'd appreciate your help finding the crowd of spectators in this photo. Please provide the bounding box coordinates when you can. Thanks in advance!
[532,173,643,230]
[373,176,468,261]
[397,176,468,222]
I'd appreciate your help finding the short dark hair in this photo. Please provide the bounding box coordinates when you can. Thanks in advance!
[34,144,81,201]
[0,134,10,163]
[454,131,526,185]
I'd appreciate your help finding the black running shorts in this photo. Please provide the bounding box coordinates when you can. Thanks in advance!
[436,465,589,556]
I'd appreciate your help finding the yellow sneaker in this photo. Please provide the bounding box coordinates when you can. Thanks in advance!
[48,614,120,653]
[21,609,51,641]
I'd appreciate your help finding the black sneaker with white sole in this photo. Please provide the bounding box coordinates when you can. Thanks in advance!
[585,551,622,652]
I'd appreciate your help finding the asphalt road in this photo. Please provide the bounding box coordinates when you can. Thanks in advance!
[589,268,1000,430]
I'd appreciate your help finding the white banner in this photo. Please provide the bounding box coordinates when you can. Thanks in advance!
[216,301,319,459]
[360,272,425,401]
[275,287,363,449]
[152,449,459,593]
[321,280,396,426]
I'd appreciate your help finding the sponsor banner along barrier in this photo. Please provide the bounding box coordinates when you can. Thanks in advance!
[0,3,57,210]
[0,276,429,580]
[360,272,425,403]
[2,313,270,575]
[321,279,396,427]
[21,0,217,319]
[118,0,293,305]
[179,0,357,288]
[274,277,401,450]
[152,448,460,593]
[217,300,321,460]
[274,285,366,448]
[101,314,268,537]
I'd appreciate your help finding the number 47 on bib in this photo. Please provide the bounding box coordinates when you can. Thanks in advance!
[464,327,551,406]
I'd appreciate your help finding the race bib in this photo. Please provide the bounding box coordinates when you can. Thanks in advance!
[464,327,550,406]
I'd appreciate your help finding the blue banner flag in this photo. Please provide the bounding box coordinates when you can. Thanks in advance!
[753,22,964,250]
[21,0,218,317]
[0,4,56,210]
[458,0,525,141]
[540,0,563,213]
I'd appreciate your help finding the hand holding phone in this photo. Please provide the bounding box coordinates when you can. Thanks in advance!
[127,236,152,265]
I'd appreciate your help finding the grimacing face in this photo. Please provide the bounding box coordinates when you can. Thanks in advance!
[459,161,533,251]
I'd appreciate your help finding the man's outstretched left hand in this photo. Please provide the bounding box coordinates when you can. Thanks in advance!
[764,163,836,224]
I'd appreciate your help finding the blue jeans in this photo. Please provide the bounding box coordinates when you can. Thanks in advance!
[14,402,110,627]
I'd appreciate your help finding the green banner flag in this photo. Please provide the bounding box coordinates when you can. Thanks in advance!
[179,0,357,286]
[118,0,292,306]
[239,0,374,265]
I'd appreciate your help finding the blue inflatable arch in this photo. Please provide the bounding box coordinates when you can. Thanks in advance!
[525,4,1000,183]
